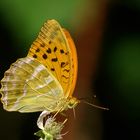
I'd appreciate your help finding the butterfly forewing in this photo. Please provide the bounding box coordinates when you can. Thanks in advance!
[62,29,78,96]
[28,20,78,97]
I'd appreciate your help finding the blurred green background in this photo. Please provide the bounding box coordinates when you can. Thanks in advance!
[0,0,140,140]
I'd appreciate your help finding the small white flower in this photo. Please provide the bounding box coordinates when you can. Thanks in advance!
[35,110,67,140]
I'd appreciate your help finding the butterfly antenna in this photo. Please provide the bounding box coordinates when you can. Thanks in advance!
[82,100,109,110]
[78,94,97,100]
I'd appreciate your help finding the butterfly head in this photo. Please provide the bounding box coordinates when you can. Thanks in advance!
[67,97,80,109]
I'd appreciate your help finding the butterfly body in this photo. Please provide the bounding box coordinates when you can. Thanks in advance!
[0,19,79,114]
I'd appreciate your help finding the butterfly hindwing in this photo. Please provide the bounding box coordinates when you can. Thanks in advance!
[0,57,63,112]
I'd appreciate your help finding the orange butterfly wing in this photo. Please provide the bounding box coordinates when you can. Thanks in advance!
[27,19,78,97]
[62,29,78,96]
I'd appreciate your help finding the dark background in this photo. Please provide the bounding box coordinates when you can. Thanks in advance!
[0,0,140,140]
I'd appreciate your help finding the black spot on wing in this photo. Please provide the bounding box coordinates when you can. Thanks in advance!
[36,48,40,52]
[46,48,51,54]
[61,62,65,68]
[51,58,58,62]
[33,54,37,58]
[63,69,70,72]
[62,75,69,79]
[60,49,64,54]
[51,68,55,71]
[42,54,47,59]
[54,46,57,52]
[61,62,69,68]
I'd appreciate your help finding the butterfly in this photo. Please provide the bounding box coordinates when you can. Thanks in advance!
[0,19,79,114]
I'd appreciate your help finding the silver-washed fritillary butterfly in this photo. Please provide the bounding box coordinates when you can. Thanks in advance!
[0,19,79,113]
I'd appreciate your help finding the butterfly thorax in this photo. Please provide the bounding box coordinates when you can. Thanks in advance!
[51,97,80,113]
